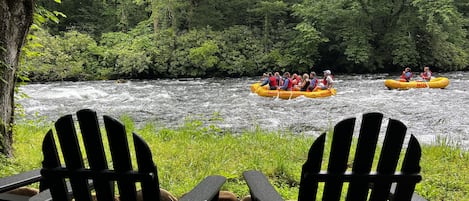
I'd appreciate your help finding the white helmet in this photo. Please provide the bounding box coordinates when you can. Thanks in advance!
[323,70,331,75]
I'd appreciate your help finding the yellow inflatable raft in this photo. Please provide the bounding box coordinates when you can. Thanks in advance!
[251,83,336,99]
[384,77,449,89]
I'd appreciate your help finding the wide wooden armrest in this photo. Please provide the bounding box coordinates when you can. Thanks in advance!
[0,169,41,194]
[27,190,51,201]
[390,183,427,201]
[179,175,226,201]
[243,170,284,201]
[28,180,92,201]
[0,193,31,201]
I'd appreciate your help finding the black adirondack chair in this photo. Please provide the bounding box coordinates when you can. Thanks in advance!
[243,112,427,201]
[18,109,227,201]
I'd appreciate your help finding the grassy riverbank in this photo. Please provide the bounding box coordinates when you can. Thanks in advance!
[1,116,468,200]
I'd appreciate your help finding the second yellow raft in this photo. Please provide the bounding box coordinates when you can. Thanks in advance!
[384,77,449,89]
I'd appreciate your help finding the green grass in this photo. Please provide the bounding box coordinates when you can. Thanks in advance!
[1,115,468,200]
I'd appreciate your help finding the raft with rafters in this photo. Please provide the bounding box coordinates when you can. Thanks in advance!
[250,83,336,99]
[384,77,449,89]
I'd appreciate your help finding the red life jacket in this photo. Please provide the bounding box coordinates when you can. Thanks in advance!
[400,72,413,80]
[269,76,278,87]
[421,71,432,80]
[311,78,318,87]
[286,78,293,90]
[323,75,334,85]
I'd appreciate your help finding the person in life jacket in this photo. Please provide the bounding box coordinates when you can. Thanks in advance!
[259,72,269,86]
[280,72,293,91]
[314,70,334,91]
[291,73,299,86]
[260,72,278,90]
[299,73,311,91]
[420,66,432,81]
[307,71,318,91]
[274,72,283,87]
[400,67,413,82]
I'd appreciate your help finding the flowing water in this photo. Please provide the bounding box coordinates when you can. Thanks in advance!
[18,71,469,147]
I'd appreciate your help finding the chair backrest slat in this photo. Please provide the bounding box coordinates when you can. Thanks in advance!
[133,133,161,200]
[103,115,138,200]
[346,113,383,200]
[323,117,356,201]
[55,115,93,201]
[370,118,407,200]
[77,109,114,201]
[392,135,422,200]
[299,134,326,201]
[42,130,71,200]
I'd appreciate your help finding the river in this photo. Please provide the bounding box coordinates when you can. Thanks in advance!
[17,71,469,147]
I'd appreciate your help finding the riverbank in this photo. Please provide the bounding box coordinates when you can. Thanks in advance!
[2,117,468,200]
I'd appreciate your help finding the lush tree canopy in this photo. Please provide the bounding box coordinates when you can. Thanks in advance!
[24,0,469,81]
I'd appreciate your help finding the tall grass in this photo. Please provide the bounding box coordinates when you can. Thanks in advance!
[2,115,468,200]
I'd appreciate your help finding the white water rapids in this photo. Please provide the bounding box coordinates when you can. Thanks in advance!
[18,71,469,147]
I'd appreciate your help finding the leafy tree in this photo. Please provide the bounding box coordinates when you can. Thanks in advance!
[412,0,469,70]
[37,0,148,37]
[134,0,188,33]
[189,40,220,74]
[249,1,288,51]
[24,30,99,81]
[95,30,153,79]
[172,28,217,77]
[293,0,469,72]
[218,26,264,76]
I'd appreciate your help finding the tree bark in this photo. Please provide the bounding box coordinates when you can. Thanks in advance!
[0,0,34,157]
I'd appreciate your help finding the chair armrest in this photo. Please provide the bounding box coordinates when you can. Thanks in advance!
[0,193,31,201]
[0,169,41,194]
[243,170,284,201]
[179,175,226,201]
[27,190,51,201]
[390,183,427,201]
[28,179,94,201]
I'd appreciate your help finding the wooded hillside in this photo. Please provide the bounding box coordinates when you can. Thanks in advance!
[24,0,469,81]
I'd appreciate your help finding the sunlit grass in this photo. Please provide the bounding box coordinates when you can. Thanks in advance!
[1,115,468,200]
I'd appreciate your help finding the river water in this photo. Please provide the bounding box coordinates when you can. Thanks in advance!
[17,71,469,147]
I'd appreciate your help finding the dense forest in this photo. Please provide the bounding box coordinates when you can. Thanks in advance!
[22,0,469,81]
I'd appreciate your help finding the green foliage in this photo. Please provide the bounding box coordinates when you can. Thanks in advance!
[217,26,264,76]
[190,40,220,70]
[412,0,469,70]
[23,30,99,81]
[36,0,148,37]
[293,0,469,72]
[22,0,469,81]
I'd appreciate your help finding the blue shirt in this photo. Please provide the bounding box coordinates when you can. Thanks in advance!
[405,72,411,78]
[280,78,290,90]
[260,77,269,86]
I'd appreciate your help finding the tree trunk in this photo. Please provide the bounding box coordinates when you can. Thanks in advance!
[0,0,34,157]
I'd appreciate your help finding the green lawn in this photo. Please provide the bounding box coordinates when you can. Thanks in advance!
[1,116,468,200]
